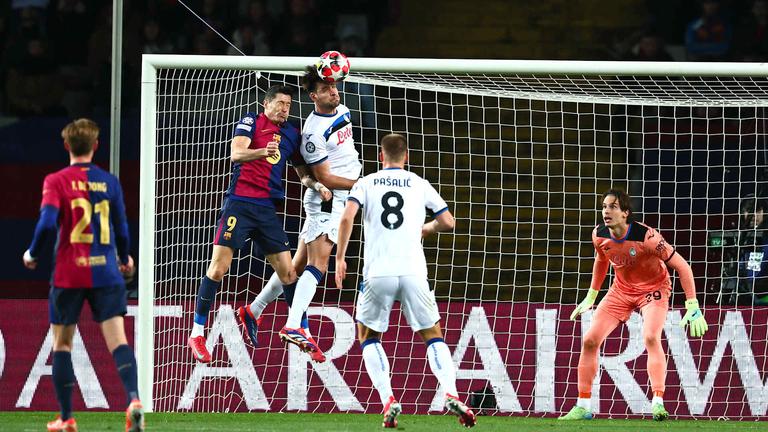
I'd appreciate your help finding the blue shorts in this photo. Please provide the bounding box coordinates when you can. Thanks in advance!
[49,284,128,325]
[213,198,290,255]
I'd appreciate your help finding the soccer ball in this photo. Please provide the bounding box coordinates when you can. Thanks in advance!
[315,50,350,83]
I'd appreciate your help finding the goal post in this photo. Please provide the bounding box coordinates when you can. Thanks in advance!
[139,54,768,418]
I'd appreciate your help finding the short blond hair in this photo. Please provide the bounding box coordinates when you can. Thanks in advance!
[380,133,407,162]
[61,118,99,156]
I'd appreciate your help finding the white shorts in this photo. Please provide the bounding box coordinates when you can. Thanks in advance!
[355,275,441,333]
[300,189,349,244]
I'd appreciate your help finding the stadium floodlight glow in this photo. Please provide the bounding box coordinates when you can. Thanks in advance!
[140,55,768,419]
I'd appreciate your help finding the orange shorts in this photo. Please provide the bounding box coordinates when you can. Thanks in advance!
[595,281,671,322]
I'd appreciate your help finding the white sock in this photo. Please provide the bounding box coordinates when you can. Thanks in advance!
[191,323,204,338]
[286,271,318,328]
[576,397,591,410]
[652,395,664,406]
[362,341,393,406]
[249,272,283,318]
[426,340,457,397]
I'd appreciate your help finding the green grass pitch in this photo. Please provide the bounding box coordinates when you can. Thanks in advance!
[1,412,765,431]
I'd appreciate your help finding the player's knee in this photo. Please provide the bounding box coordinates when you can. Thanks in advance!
[206,261,229,281]
[53,340,74,352]
[277,267,297,285]
[357,326,379,343]
[417,324,443,342]
[644,333,661,348]
[582,335,601,352]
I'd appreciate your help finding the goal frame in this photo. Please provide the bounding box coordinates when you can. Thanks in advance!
[138,54,768,412]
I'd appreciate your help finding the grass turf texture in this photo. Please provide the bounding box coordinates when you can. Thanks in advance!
[1,412,765,431]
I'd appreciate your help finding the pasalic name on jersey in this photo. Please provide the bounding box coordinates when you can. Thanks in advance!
[373,177,411,187]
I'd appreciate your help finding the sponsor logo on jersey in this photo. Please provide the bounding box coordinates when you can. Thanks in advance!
[336,127,353,145]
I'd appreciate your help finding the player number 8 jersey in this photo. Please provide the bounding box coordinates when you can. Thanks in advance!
[348,168,448,279]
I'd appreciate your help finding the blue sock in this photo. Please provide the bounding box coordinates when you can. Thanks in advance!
[194,276,221,326]
[112,344,139,406]
[52,351,75,420]
[282,281,309,330]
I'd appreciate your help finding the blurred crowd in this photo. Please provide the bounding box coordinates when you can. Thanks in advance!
[1,0,768,118]
[0,0,390,118]
[619,0,768,62]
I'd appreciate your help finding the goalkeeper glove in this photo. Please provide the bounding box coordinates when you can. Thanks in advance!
[679,298,708,337]
[570,289,599,320]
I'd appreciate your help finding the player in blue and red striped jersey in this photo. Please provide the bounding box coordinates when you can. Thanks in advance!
[22,118,143,432]
[188,85,330,364]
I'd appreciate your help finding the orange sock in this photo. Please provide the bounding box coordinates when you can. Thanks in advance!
[578,392,591,399]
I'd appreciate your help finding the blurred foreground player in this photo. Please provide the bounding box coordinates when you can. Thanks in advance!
[23,119,143,432]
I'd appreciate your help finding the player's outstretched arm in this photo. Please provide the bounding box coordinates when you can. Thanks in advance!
[666,253,708,337]
[570,254,610,320]
[421,210,455,238]
[335,199,360,288]
[308,160,357,190]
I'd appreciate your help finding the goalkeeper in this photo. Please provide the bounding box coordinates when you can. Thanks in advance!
[560,189,708,422]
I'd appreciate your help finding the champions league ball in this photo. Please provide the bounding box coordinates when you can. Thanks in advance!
[315,50,350,83]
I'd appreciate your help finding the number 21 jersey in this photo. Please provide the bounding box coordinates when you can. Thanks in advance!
[40,163,129,288]
[348,168,448,279]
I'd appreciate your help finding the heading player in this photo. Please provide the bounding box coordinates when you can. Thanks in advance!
[23,118,143,432]
[276,66,361,355]
[188,85,323,363]
[335,133,476,428]
[560,189,709,421]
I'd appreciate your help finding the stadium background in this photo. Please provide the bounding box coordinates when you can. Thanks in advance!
[1,0,767,423]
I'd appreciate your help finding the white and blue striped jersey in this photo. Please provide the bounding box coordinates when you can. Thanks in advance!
[300,104,361,183]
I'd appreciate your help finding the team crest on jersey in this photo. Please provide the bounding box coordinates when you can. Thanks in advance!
[629,247,636,256]
[266,149,281,165]
[306,141,316,153]
[242,116,254,125]
[272,133,281,143]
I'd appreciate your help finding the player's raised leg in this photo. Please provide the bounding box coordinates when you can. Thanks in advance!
[560,306,622,420]
[280,235,331,361]
[241,239,311,345]
[641,294,669,421]
[189,245,232,363]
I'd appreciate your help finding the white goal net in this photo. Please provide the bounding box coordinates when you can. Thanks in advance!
[139,56,768,419]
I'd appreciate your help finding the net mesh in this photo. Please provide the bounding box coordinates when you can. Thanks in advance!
[147,65,768,419]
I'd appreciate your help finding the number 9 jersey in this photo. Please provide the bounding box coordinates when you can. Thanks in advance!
[347,167,448,280]
[36,163,130,288]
